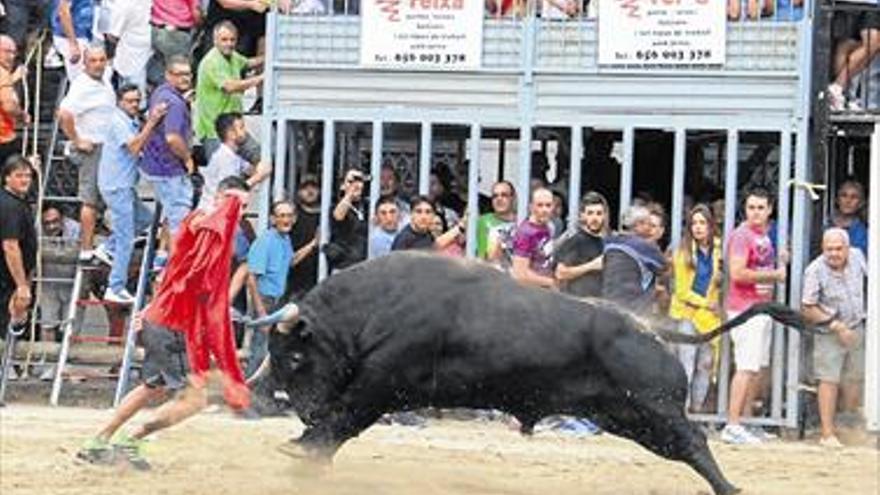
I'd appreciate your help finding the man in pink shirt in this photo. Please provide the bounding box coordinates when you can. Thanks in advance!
[721,188,787,445]
[147,0,200,86]
[511,188,556,289]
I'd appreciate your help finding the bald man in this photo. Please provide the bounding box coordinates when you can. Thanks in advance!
[801,228,867,448]
[57,44,115,262]
[511,187,556,289]
[0,35,27,166]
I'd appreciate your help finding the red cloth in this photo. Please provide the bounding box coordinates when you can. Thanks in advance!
[144,196,250,410]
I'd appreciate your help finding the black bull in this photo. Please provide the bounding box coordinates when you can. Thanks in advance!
[267,252,819,495]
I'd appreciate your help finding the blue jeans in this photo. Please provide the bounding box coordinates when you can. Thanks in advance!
[674,320,714,411]
[102,187,153,293]
[142,172,193,238]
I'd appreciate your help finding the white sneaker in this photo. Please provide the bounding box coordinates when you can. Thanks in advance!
[720,424,761,445]
[827,83,845,112]
[38,365,57,381]
[103,288,135,305]
[747,426,777,441]
[93,243,114,266]
[818,435,844,449]
[43,45,64,69]
[78,249,95,262]
[846,99,864,112]
[3,365,19,381]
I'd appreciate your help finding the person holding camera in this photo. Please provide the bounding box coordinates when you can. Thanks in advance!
[325,168,369,271]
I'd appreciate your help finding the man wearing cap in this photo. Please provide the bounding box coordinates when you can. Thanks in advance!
[284,174,320,300]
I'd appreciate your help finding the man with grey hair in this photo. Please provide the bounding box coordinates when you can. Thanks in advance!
[801,227,867,448]
[601,204,666,315]
[57,43,115,262]
[195,20,264,163]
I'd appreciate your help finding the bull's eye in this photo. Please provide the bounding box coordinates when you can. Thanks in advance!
[287,352,306,372]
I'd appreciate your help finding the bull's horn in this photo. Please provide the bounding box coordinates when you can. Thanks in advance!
[245,356,271,385]
[246,303,300,329]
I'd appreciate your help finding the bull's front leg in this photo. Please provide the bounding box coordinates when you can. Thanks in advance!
[290,399,385,459]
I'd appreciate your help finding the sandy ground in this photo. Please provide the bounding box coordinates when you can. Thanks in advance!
[0,405,877,495]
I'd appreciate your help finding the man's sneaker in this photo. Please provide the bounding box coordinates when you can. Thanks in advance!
[388,411,427,427]
[846,99,864,112]
[720,424,761,445]
[819,435,844,449]
[43,45,64,69]
[76,437,115,465]
[78,250,95,263]
[38,364,57,381]
[555,417,602,437]
[103,288,135,305]
[747,426,777,441]
[93,244,114,266]
[112,435,151,471]
[2,365,19,381]
[827,83,846,111]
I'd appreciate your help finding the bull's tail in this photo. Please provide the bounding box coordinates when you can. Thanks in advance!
[656,302,832,345]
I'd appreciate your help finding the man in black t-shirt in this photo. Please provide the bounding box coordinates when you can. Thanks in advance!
[555,191,608,298]
[391,196,436,251]
[200,0,293,58]
[327,168,369,271]
[0,156,36,338]
[285,174,320,299]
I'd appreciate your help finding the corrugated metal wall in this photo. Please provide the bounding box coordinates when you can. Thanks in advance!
[272,17,802,122]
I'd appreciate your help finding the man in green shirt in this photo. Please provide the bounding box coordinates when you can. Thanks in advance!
[476,180,517,264]
[195,20,264,164]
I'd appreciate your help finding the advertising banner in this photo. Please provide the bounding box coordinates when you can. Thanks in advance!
[361,0,483,70]
[598,0,726,67]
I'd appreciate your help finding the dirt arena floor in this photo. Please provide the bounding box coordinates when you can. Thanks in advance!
[1,404,877,495]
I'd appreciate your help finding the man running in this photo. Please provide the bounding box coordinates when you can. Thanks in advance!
[76,175,252,469]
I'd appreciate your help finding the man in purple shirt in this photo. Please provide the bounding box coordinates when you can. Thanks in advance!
[511,188,556,289]
[139,54,194,246]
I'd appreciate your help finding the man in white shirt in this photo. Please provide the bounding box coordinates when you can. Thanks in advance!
[57,43,116,262]
[198,111,269,211]
[106,0,152,93]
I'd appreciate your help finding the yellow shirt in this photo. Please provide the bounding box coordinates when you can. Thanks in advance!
[668,238,722,334]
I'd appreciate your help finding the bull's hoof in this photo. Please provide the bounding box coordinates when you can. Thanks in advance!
[276,440,312,459]
[277,437,336,464]
[716,485,741,495]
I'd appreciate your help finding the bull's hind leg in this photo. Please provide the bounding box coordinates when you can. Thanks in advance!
[593,402,739,495]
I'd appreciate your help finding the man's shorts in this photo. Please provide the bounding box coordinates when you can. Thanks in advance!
[38,284,70,328]
[729,311,773,373]
[69,144,104,210]
[813,325,865,384]
[147,26,193,87]
[833,10,880,41]
[141,321,189,391]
